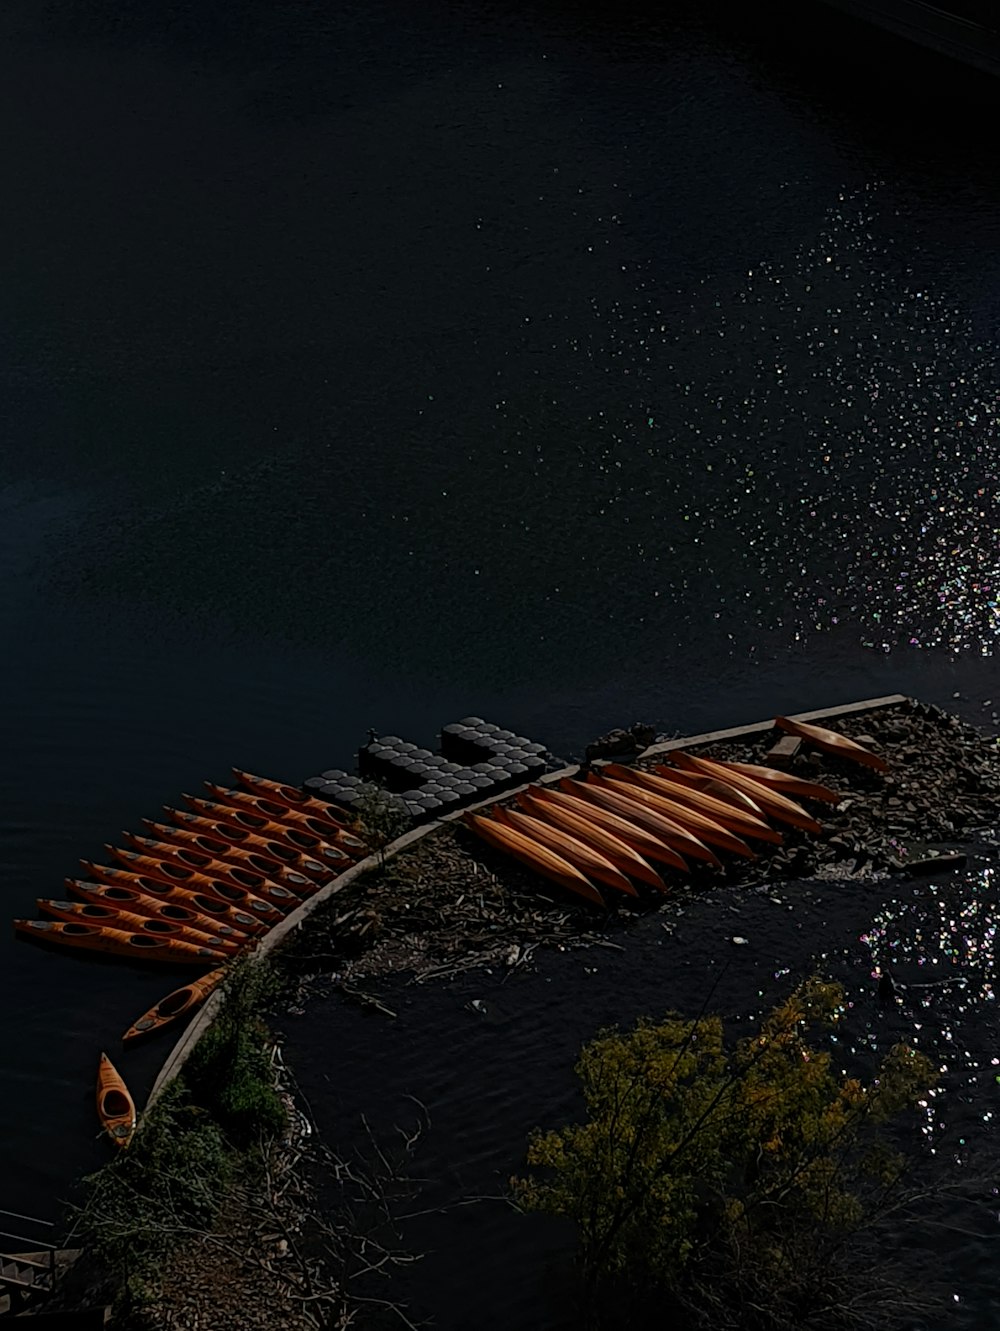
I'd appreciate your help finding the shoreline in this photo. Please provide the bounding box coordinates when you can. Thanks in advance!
[52,695,1000,1327]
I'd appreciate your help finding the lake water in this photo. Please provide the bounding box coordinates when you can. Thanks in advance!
[1,0,999,1270]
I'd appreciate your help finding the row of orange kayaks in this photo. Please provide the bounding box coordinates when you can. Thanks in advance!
[15,769,368,971]
[465,749,848,908]
[15,770,368,1150]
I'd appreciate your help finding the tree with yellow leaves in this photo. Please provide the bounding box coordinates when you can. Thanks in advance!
[513,977,936,1331]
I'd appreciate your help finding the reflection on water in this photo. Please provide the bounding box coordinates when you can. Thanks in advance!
[860,864,1000,1162]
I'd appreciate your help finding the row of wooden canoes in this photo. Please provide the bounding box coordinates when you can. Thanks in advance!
[13,769,370,1152]
[464,737,870,906]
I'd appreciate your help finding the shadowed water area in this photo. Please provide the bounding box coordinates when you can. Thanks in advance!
[2,0,1000,1274]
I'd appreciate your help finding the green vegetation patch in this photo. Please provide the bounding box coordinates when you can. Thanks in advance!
[514,977,937,1331]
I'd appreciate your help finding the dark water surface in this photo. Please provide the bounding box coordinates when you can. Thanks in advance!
[2,0,1000,1257]
[283,851,1000,1331]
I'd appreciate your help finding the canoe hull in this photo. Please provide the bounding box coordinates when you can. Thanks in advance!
[464,812,605,906]
[515,789,667,892]
[491,807,638,896]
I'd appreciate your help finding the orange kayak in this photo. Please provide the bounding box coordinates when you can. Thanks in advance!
[15,918,225,964]
[515,789,667,892]
[535,784,691,873]
[64,879,252,947]
[143,817,331,881]
[464,812,605,906]
[122,967,226,1046]
[572,776,722,868]
[37,899,242,955]
[232,769,352,831]
[78,863,267,936]
[491,807,638,897]
[123,833,311,905]
[97,1052,136,1148]
[603,764,781,845]
[106,847,284,921]
[203,783,367,854]
[595,771,757,859]
[774,717,889,774]
[710,759,843,804]
[181,795,355,867]
[663,754,823,834]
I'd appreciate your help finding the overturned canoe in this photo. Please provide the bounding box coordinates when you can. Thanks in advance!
[232,769,352,831]
[710,759,843,804]
[773,717,889,774]
[77,863,266,936]
[15,918,226,964]
[123,833,311,905]
[536,784,690,873]
[203,783,367,855]
[97,1052,136,1148]
[603,763,781,845]
[658,768,769,817]
[64,879,252,947]
[143,817,330,882]
[37,899,242,954]
[491,807,638,897]
[595,770,757,858]
[122,967,226,1046]
[571,776,722,867]
[464,812,606,906]
[106,846,284,921]
[515,789,667,892]
[663,753,823,834]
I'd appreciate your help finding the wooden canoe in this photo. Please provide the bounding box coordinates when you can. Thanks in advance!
[535,784,691,873]
[596,770,758,858]
[181,795,354,866]
[64,879,252,946]
[123,833,312,904]
[774,717,889,773]
[97,1052,136,1148]
[464,812,606,906]
[15,918,226,964]
[515,789,667,892]
[232,769,352,830]
[710,760,843,804]
[491,807,638,897]
[658,768,769,816]
[203,783,367,854]
[663,754,823,834]
[106,847,284,921]
[77,864,266,936]
[143,817,330,881]
[602,764,780,846]
[571,776,722,867]
[122,968,226,1046]
[37,899,242,954]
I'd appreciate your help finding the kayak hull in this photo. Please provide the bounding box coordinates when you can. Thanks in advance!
[464,812,606,906]
[122,967,227,1046]
[97,1052,136,1148]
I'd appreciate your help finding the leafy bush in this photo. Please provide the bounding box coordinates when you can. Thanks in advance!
[74,1081,232,1313]
[182,955,287,1147]
[513,977,936,1331]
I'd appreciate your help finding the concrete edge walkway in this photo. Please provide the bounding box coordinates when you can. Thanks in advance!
[145,692,908,1110]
